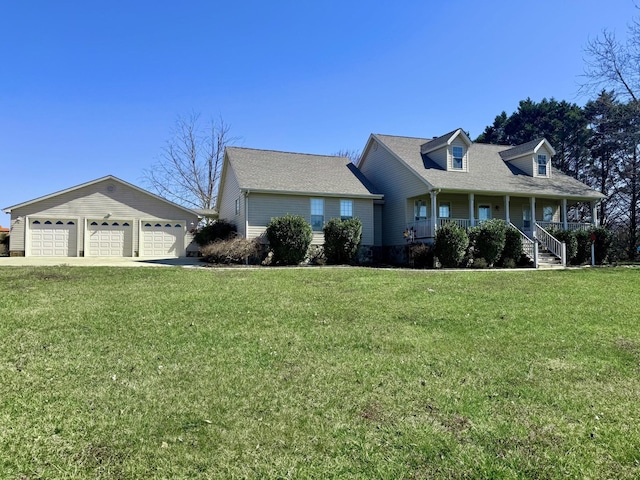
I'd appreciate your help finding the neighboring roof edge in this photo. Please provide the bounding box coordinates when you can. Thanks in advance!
[365,134,435,191]
[420,128,471,155]
[3,175,201,217]
[500,138,557,161]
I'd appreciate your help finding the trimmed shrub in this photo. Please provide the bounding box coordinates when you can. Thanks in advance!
[573,229,591,265]
[323,218,363,265]
[266,214,313,265]
[548,228,577,263]
[194,220,237,246]
[473,219,507,266]
[500,227,523,267]
[201,237,259,264]
[434,222,468,267]
[408,242,433,269]
[591,227,614,264]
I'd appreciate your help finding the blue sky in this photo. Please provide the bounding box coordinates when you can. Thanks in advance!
[0,0,635,226]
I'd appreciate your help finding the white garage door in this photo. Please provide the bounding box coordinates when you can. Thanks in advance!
[141,222,183,257]
[30,219,77,256]
[87,221,132,256]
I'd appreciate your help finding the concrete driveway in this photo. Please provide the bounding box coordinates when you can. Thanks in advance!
[0,256,208,268]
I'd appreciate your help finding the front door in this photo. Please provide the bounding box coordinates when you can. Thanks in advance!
[478,205,491,223]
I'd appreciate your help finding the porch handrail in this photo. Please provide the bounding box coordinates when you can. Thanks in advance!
[406,219,431,238]
[535,223,566,266]
[537,221,591,232]
[437,217,471,229]
[509,222,535,260]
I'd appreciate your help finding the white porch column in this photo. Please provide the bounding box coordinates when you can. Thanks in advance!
[562,198,568,229]
[504,195,511,224]
[530,197,536,232]
[591,201,599,227]
[469,193,475,227]
[430,190,438,238]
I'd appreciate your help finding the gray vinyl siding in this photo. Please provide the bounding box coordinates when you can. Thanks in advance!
[359,142,428,246]
[429,147,448,170]
[218,165,246,237]
[508,156,534,176]
[246,193,375,246]
[9,179,198,256]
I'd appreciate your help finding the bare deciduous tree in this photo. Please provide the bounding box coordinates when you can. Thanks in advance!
[582,21,640,102]
[144,113,238,211]
[333,149,361,164]
[582,16,640,258]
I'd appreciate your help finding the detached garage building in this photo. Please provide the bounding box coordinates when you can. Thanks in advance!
[3,175,200,257]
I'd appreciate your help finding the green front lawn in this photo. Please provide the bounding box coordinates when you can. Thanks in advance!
[1,267,639,478]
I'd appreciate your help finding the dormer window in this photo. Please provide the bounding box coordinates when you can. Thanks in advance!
[537,154,548,176]
[452,146,464,170]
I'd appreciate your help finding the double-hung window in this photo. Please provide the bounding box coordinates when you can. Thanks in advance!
[311,198,324,231]
[537,154,548,176]
[439,202,451,218]
[414,200,427,220]
[452,146,464,170]
[543,206,554,222]
[340,199,353,220]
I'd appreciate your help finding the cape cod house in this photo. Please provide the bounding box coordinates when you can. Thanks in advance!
[216,130,603,266]
[357,129,605,264]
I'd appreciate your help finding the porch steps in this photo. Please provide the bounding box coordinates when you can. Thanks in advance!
[537,246,564,269]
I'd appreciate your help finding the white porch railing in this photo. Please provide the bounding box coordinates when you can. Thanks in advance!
[510,222,535,261]
[537,221,591,231]
[438,218,472,229]
[407,219,431,238]
[535,223,566,266]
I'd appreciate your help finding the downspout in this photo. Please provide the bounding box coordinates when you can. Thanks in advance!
[244,190,250,239]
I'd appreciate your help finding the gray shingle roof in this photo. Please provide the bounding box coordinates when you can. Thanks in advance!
[419,128,461,153]
[374,134,604,200]
[225,147,382,198]
[499,138,551,161]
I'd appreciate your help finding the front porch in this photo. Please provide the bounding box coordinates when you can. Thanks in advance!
[406,192,597,241]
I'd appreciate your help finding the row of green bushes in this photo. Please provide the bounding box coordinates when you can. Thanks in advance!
[197,215,363,265]
[547,226,613,265]
[431,219,526,268]
[265,214,363,265]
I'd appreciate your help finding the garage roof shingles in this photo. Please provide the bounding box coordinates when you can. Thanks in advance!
[226,147,382,198]
[374,134,604,200]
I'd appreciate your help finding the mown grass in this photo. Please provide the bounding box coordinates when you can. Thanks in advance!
[0,266,639,479]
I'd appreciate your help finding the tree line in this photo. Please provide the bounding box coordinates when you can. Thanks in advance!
[476,17,640,261]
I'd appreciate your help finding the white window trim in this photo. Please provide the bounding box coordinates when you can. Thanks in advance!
[439,201,451,218]
[451,146,465,171]
[311,198,324,231]
[537,154,548,177]
[340,199,353,220]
